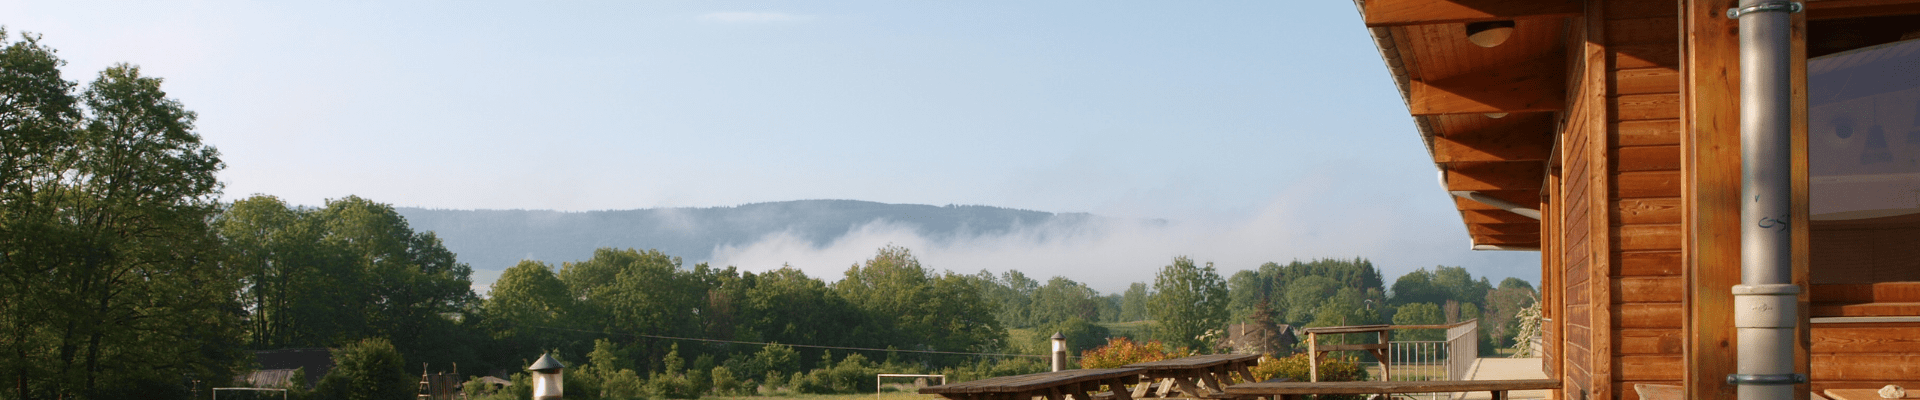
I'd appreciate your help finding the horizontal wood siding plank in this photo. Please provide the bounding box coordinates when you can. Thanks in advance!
[1613,120,1681,146]
[1613,44,1679,69]
[1612,68,1681,96]
[1615,303,1683,329]
[1614,356,1682,381]
[1616,251,1682,276]
[1811,282,1920,303]
[1812,324,1920,353]
[1811,302,1920,317]
[1616,329,1683,355]
[1614,224,1682,251]
[1615,276,1684,303]
[1605,17,1680,44]
[1614,171,1682,198]
[1614,145,1682,172]
[1603,0,1678,20]
[1812,354,1920,381]
[1614,198,1681,225]
[1613,93,1682,121]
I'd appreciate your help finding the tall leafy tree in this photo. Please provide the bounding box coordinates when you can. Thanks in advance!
[482,260,580,364]
[1,38,244,398]
[1119,282,1151,322]
[1029,276,1100,327]
[736,267,871,348]
[1148,256,1228,350]
[833,246,1003,356]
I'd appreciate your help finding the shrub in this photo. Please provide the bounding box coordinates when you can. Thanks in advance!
[313,338,413,400]
[1077,337,1178,369]
[1246,352,1370,383]
[710,366,742,395]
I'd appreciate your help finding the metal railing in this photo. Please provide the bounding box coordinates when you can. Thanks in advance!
[1380,319,1478,400]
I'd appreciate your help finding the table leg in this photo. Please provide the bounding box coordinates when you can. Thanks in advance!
[1104,379,1134,400]
[1171,378,1205,399]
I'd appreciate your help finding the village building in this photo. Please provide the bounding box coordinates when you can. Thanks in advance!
[1345,0,1920,399]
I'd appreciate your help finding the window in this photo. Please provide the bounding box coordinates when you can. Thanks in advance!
[1808,36,1920,285]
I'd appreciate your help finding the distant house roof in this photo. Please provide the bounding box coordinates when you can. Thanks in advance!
[236,369,300,389]
[247,348,333,389]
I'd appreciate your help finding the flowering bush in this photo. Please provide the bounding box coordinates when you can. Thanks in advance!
[1077,337,1180,369]
[1246,352,1370,383]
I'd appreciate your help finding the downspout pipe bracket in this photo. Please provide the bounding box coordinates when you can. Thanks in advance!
[1727,2,1803,19]
[1727,373,1808,386]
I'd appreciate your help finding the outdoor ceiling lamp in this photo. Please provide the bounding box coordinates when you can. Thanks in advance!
[1466,20,1517,48]
[528,353,566,400]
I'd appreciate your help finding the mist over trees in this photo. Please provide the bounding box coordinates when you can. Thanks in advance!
[0,30,1541,399]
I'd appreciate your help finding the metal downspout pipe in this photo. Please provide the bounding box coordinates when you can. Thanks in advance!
[1728,1,1805,398]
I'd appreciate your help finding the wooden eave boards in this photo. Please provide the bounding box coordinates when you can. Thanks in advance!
[1359,0,1577,249]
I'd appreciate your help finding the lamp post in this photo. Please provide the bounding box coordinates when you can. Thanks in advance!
[1050,332,1067,372]
[527,353,566,400]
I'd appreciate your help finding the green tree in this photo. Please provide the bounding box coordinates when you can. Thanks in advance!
[559,248,706,369]
[1498,277,1536,291]
[1,33,244,397]
[1391,303,1445,341]
[1148,256,1228,350]
[1388,269,1447,306]
[1029,276,1101,327]
[1484,285,1538,349]
[315,338,414,400]
[1119,282,1151,322]
[218,195,364,350]
[1030,317,1111,357]
[833,246,1004,357]
[738,267,871,349]
[483,260,580,364]
[1281,276,1341,326]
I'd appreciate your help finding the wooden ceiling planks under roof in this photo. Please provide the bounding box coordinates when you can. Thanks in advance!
[1355,0,1578,250]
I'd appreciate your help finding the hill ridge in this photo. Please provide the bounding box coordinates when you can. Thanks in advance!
[395,199,1095,271]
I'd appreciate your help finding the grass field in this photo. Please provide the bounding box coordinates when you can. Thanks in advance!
[706,385,943,400]
[706,393,941,400]
[1096,320,1151,340]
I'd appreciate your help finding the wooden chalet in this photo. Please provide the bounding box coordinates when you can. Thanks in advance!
[1349,0,1920,399]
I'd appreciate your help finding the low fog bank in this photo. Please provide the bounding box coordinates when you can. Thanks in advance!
[442,185,1540,295]
[708,186,1537,294]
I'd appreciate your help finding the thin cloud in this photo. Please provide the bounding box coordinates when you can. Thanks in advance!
[699,12,811,23]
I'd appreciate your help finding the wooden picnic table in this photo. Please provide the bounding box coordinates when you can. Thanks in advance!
[919,368,1143,400]
[1223,378,1561,400]
[1122,354,1263,399]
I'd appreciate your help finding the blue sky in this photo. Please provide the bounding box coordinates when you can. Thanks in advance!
[3,1,1540,292]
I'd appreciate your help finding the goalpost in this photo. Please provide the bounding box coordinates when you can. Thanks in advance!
[876,373,946,398]
[212,388,288,400]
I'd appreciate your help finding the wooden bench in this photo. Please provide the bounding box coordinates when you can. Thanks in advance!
[1223,378,1562,400]
[919,368,1143,400]
[1122,354,1262,399]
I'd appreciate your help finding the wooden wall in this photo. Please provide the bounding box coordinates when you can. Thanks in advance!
[1556,6,1599,397]
[1552,1,1689,399]
[1604,1,1687,399]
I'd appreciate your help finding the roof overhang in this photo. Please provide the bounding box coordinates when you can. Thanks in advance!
[1353,0,1579,251]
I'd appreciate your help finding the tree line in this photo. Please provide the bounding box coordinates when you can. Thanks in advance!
[0,30,1538,400]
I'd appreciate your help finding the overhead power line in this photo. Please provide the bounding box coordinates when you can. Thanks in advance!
[526,325,1048,358]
